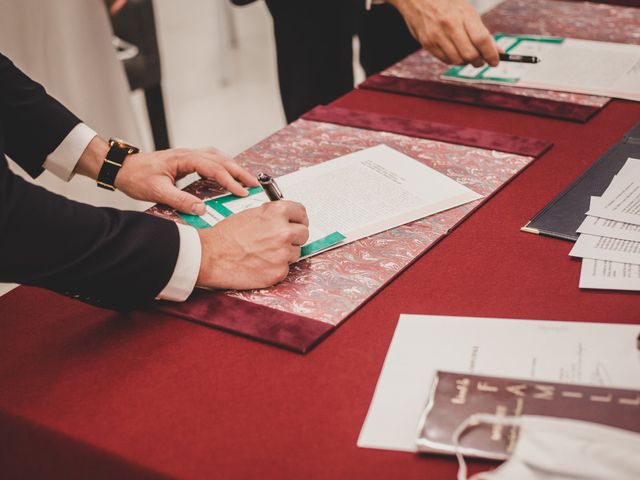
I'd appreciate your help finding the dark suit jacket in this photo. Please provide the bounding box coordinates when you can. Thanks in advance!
[238,0,418,122]
[0,53,180,310]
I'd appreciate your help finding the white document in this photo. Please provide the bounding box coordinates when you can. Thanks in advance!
[586,159,640,226]
[578,196,640,242]
[569,234,640,265]
[580,258,640,291]
[522,39,640,101]
[199,144,481,255]
[576,197,640,242]
[448,36,640,101]
[577,215,640,242]
[613,157,640,178]
[358,314,640,453]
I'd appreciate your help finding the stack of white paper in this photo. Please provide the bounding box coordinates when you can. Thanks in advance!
[569,158,640,291]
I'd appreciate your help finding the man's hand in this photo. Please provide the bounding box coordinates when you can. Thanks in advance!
[76,137,259,215]
[196,201,310,290]
[115,148,260,215]
[387,0,500,67]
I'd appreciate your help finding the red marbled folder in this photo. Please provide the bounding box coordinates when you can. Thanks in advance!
[362,0,640,122]
[560,0,639,8]
[150,106,551,353]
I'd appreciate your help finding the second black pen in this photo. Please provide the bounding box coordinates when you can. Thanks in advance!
[499,53,541,63]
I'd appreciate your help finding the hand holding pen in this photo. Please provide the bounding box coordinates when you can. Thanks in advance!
[195,172,308,290]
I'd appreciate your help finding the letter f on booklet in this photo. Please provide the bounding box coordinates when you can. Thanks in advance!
[178,144,481,261]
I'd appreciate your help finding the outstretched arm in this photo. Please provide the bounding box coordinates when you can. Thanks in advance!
[0,52,309,308]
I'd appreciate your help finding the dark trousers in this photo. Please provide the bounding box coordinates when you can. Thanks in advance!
[264,0,419,122]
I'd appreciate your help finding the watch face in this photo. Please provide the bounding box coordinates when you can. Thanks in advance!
[109,137,132,148]
[108,137,139,153]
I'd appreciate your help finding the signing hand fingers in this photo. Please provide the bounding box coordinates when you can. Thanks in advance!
[428,43,450,64]
[431,32,464,65]
[217,157,260,188]
[160,180,206,215]
[288,245,302,264]
[265,201,309,227]
[185,155,250,197]
[288,222,310,246]
[260,200,309,227]
[199,149,259,192]
[448,20,484,67]
[464,16,500,66]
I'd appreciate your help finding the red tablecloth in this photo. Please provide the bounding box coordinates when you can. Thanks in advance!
[1,90,639,480]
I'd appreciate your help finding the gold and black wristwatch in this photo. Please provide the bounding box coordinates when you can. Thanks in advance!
[97,138,139,191]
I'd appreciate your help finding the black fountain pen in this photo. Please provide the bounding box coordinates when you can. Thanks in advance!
[499,53,540,63]
[257,172,284,201]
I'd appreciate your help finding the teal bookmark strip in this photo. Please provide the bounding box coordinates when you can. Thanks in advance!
[301,231,346,257]
[178,186,270,228]
[442,65,468,78]
[495,33,564,45]
[203,186,265,217]
[179,187,265,228]
[214,186,264,205]
[178,213,211,229]
[475,74,519,83]
[207,202,234,218]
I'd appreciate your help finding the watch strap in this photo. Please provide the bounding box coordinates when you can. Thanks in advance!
[97,139,139,191]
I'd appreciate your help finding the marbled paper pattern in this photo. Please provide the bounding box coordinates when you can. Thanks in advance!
[148,119,534,325]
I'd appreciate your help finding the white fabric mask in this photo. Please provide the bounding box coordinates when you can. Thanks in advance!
[453,414,640,480]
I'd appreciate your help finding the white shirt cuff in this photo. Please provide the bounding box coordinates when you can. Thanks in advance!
[43,123,97,181]
[156,223,202,302]
[366,0,385,10]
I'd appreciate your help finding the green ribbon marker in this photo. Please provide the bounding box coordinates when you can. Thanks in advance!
[178,213,212,229]
[301,231,346,257]
[207,202,234,218]
[180,186,266,228]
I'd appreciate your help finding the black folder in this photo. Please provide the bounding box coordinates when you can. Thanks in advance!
[522,122,640,241]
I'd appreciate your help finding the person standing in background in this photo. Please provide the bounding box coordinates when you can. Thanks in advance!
[232,0,500,123]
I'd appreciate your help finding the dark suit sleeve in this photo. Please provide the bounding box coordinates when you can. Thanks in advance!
[0,53,81,177]
[0,160,180,310]
[0,53,181,310]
